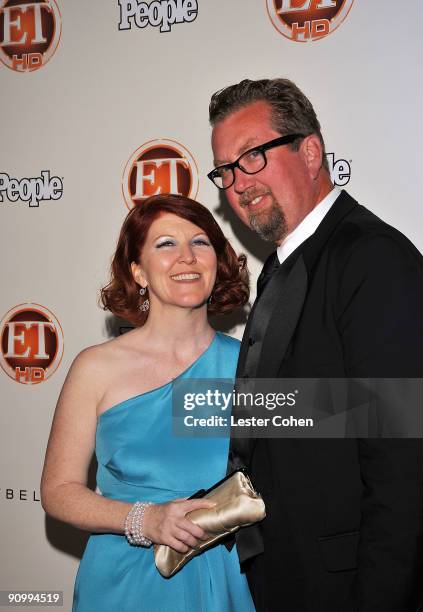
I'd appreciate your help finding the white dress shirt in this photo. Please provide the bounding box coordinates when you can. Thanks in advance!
[276,186,341,264]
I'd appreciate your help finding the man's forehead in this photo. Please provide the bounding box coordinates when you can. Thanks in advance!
[211,101,276,165]
[212,135,263,166]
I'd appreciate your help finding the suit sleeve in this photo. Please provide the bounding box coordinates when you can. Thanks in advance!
[337,233,423,611]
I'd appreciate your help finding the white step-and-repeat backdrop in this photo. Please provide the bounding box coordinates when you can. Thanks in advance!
[1,1,422,609]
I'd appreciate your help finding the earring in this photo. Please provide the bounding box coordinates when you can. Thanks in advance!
[139,299,150,312]
[139,285,149,312]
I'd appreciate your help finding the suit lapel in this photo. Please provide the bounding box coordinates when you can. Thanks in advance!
[236,299,259,378]
[229,191,359,470]
[229,259,304,470]
[256,190,358,376]
[257,254,308,377]
[300,190,358,272]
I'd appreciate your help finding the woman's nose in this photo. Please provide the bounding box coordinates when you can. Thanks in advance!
[178,244,197,264]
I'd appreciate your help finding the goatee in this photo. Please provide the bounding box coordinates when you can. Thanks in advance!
[249,198,287,243]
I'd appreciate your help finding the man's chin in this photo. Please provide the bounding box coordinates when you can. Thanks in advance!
[250,215,286,243]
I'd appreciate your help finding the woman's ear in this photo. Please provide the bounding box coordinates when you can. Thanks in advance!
[130,261,147,289]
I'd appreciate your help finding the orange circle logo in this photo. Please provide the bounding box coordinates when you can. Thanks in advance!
[266,0,354,42]
[0,0,61,72]
[122,138,199,209]
[0,303,64,384]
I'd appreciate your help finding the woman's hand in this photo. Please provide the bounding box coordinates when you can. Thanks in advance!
[143,498,216,552]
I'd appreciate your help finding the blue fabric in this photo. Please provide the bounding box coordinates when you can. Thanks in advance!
[73,332,255,612]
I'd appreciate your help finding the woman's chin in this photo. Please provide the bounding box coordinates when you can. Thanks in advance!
[175,297,209,310]
[153,293,210,312]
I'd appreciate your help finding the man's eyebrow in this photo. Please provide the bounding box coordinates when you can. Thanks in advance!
[214,138,260,166]
[238,138,260,154]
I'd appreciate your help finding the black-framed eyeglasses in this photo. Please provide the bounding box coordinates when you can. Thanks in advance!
[207,133,304,190]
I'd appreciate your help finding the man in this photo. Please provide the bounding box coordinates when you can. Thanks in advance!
[208,78,423,612]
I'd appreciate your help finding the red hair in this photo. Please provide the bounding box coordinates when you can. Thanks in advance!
[100,194,249,326]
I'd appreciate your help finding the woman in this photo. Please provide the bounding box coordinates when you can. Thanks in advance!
[40,194,254,612]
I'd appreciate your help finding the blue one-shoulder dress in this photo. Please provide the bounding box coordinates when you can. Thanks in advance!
[73,332,255,612]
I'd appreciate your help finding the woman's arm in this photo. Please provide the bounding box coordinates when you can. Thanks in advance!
[40,347,213,552]
[40,347,131,533]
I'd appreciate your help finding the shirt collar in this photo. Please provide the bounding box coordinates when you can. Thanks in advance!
[276,186,341,264]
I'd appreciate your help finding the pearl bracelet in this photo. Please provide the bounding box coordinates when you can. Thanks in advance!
[124,501,153,547]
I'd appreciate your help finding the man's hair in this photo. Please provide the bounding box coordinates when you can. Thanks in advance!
[209,78,329,172]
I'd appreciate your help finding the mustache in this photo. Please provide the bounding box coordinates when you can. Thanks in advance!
[239,188,271,208]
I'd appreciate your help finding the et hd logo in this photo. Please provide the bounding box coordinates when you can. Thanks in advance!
[0,303,64,384]
[266,0,355,42]
[0,0,61,72]
[122,138,199,209]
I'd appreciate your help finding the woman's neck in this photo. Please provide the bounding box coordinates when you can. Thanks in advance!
[136,305,215,357]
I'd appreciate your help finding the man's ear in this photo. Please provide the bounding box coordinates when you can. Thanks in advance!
[130,261,147,289]
[300,134,324,180]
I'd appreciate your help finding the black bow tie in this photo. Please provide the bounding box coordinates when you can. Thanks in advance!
[257,251,280,297]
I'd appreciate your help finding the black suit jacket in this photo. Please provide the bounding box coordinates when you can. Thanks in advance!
[235,191,423,612]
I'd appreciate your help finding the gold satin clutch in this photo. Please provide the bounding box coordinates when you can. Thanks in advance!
[154,469,266,578]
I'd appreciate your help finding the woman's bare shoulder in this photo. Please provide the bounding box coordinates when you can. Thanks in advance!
[71,329,145,375]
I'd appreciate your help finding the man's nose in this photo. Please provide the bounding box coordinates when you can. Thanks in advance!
[232,166,255,194]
